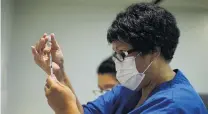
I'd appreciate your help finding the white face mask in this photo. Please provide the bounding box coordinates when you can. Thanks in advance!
[114,56,153,90]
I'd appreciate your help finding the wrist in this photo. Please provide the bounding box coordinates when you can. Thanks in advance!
[56,102,80,114]
[55,68,65,83]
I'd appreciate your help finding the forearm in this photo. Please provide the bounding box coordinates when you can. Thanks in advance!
[58,70,84,114]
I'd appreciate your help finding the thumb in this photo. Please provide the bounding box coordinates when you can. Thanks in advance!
[51,74,66,87]
[46,74,58,87]
[50,33,59,50]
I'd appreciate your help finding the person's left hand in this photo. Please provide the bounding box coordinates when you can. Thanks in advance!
[44,75,79,114]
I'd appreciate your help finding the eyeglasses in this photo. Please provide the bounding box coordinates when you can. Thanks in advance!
[112,49,136,62]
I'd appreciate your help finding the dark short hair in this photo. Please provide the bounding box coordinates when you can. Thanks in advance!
[107,3,180,62]
[97,57,116,77]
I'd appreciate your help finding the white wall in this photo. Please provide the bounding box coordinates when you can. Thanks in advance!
[1,0,14,113]
[170,11,208,94]
[3,0,208,114]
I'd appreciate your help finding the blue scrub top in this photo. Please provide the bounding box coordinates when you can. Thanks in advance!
[83,69,208,114]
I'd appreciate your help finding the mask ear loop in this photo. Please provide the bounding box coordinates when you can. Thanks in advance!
[135,52,142,58]
[142,52,160,74]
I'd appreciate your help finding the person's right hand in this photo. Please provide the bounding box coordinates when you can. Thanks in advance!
[44,75,80,114]
[31,33,65,82]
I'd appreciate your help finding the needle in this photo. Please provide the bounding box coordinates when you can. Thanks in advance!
[47,35,53,76]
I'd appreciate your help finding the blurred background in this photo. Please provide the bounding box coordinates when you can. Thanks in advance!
[1,0,208,114]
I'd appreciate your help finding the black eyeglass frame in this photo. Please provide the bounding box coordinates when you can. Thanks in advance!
[112,49,138,62]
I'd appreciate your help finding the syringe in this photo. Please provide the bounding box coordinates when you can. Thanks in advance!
[47,35,53,76]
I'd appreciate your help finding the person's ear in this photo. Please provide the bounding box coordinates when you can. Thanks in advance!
[150,47,160,62]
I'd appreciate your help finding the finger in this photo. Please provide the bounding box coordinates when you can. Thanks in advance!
[46,76,54,87]
[31,46,38,56]
[46,75,58,88]
[50,33,59,50]
[38,38,45,53]
[45,82,50,89]
[43,33,47,38]
[43,49,50,65]
[44,86,50,97]
[44,84,50,92]
[43,45,51,54]
[35,41,40,53]
[37,33,48,53]
[43,33,48,48]
[51,74,57,80]
[31,46,42,64]
[49,74,65,87]
[41,37,49,52]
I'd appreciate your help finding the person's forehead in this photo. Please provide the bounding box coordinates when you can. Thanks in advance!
[98,74,117,89]
[98,74,115,79]
[112,41,132,52]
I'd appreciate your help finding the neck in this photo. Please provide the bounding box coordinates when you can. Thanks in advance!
[135,62,176,107]
[141,63,175,92]
[153,63,175,86]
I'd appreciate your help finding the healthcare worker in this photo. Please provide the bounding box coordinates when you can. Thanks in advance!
[93,57,118,97]
[31,3,208,114]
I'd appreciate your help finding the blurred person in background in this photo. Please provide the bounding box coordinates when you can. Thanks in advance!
[31,3,208,114]
[93,57,118,98]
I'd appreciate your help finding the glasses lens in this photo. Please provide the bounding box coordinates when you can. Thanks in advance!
[93,89,112,96]
[93,90,102,96]
[113,53,124,62]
